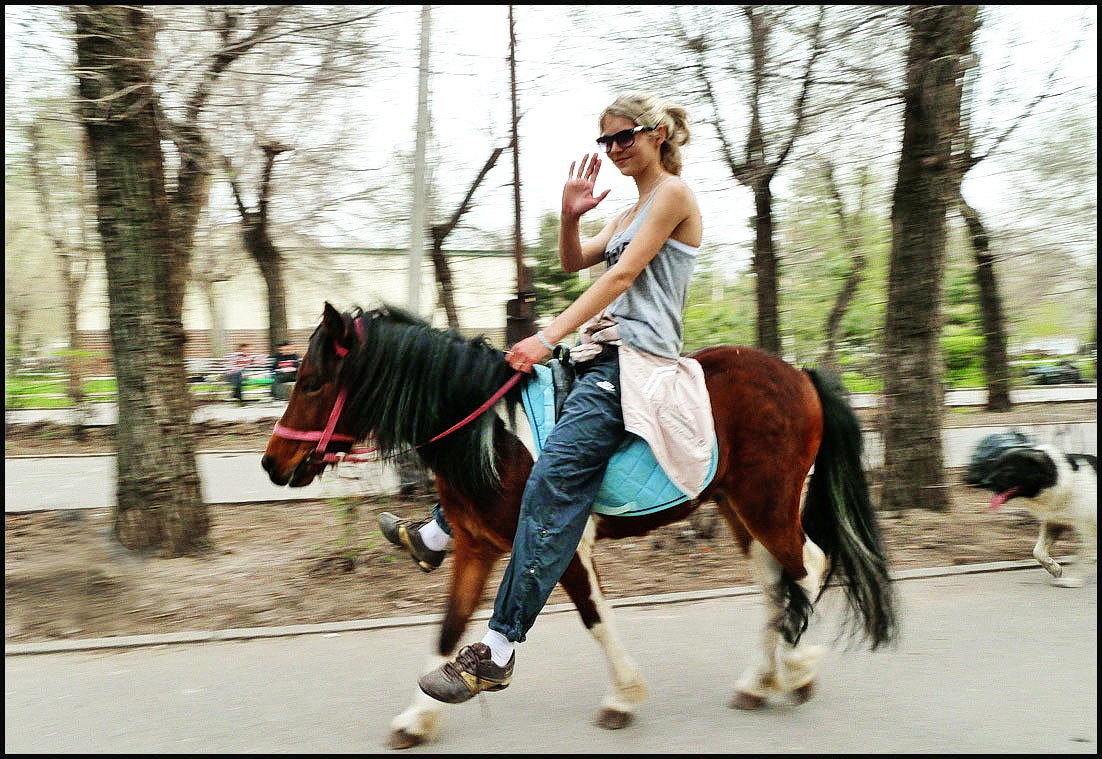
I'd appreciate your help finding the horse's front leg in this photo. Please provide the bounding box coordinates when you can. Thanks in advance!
[388,536,498,749]
[559,518,648,730]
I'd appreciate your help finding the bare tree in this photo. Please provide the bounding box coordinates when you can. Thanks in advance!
[678,5,828,355]
[881,5,978,512]
[72,5,290,554]
[430,142,512,330]
[950,9,1090,410]
[222,142,292,352]
[818,160,873,369]
[23,110,101,423]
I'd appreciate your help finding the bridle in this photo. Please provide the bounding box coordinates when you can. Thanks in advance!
[270,315,523,465]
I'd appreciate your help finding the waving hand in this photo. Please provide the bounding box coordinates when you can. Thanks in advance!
[561,153,611,219]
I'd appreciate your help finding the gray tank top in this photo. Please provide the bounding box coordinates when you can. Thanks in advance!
[603,180,700,359]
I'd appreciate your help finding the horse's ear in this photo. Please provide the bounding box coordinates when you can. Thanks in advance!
[321,302,351,353]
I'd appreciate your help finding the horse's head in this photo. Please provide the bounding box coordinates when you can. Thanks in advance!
[262,302,359,486]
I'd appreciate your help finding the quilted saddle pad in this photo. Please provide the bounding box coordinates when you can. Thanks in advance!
[520,364,717,517]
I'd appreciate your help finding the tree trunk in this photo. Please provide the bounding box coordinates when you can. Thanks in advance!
[430,230,461,331]
[26,120,87,409]
[957,192,1012,411]
[752,182,781,355]
[246,225,289,352]
[199,277,229,364]
[224,145,290,353]
[880,4,977,512]
[74,5,207,554]
[820,163,868,370]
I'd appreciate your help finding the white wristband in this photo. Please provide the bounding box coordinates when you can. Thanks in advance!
[536,330,555,351]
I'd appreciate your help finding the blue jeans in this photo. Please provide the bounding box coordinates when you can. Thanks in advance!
[488,345,625,643]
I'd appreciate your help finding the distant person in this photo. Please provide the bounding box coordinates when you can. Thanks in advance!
[223,343,252,404]
[269,341,300,398]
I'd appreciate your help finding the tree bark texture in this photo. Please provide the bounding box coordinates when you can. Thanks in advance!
[957,192,1012,411]
[751,182,781,354]
[224,145,290,352]
[881,4,977,512]
[74,5,207,553]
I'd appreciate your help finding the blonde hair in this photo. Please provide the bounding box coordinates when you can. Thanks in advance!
[599,93,691,175]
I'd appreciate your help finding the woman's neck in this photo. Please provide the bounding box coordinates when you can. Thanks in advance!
[632,166,672,200]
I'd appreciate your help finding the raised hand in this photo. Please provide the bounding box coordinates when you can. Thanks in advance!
[561,153,611,219]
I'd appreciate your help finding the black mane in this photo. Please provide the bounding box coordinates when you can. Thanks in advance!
[319,304,518,497]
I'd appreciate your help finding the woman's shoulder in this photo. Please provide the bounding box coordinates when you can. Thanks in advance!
[652,176,698,212]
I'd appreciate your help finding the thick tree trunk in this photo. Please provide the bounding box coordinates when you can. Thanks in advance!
[752,182,781,355]
[881,5,977,512]
[74,5,207,554]
[957,193,1012,411]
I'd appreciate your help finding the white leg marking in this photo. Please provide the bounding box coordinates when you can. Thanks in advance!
[577,519,648,711]
[736,540,784,698]
[390,654,448,743]
[775,539,827,692]
[737,539,826,697]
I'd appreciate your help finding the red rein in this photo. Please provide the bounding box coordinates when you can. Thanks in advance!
[271,316,522,466]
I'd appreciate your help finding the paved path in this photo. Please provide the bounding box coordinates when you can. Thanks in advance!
[4,566,1096,753]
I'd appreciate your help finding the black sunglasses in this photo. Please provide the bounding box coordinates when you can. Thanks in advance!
[595,125,656,153]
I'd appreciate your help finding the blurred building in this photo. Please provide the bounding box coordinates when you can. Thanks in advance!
[73,247,515,371]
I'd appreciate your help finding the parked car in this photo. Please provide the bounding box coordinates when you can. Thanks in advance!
[1023,361,1081,385]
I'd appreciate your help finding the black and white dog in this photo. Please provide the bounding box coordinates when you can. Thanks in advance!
[982,444,1097,587]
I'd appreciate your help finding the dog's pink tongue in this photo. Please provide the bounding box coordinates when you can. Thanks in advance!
[989,488,1017,511]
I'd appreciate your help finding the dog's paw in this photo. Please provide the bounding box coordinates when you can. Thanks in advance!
[1051,576,1084,588]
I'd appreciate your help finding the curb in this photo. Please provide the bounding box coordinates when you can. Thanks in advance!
[3,558,1057,657]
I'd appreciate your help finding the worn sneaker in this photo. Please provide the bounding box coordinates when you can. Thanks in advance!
[376,512,445,572]
[418,642,514,704]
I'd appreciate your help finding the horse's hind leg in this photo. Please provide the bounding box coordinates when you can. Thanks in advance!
[559,518,648,730]
[389,536,498,749]
[732,537,828,709]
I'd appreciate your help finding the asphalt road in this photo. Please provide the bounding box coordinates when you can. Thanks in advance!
[4,565,1096,754]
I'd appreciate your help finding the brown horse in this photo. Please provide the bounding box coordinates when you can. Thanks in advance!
[262,302,896,748]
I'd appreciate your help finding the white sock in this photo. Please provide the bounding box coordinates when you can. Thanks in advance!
[418,519,452,552]
[480,629,515,667]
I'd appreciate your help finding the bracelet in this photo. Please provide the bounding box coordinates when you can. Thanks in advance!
[536,329,555,351]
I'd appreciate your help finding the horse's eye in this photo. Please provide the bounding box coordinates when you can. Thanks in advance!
[299,377,324,393]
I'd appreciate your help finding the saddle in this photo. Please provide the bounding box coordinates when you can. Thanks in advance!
[520,354,717,517]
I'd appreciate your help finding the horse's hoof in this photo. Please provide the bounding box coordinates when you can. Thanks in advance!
[792,681,816,704]
[387,729,426,750]
[1052,576,1084,588]
[596,708,634,730]
[730,691,764,710]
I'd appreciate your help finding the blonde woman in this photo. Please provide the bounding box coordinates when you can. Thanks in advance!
[417,92,704,703]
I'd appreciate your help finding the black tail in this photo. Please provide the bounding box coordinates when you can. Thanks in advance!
[801,368,897,649]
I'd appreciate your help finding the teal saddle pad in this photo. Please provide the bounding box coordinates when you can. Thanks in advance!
[520,364,717,517]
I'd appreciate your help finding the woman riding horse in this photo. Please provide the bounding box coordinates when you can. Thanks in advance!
[408,92,706,704]
[263,92,896,748]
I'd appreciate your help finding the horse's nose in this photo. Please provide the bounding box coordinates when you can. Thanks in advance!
[261,455,276,473]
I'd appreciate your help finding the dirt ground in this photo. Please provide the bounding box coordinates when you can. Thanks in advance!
[4,401,1096,645]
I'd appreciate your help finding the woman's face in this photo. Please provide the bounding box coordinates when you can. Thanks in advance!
[599,114,662,177]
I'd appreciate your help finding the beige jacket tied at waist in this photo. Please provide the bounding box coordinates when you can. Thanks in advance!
[570,312,716,498]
